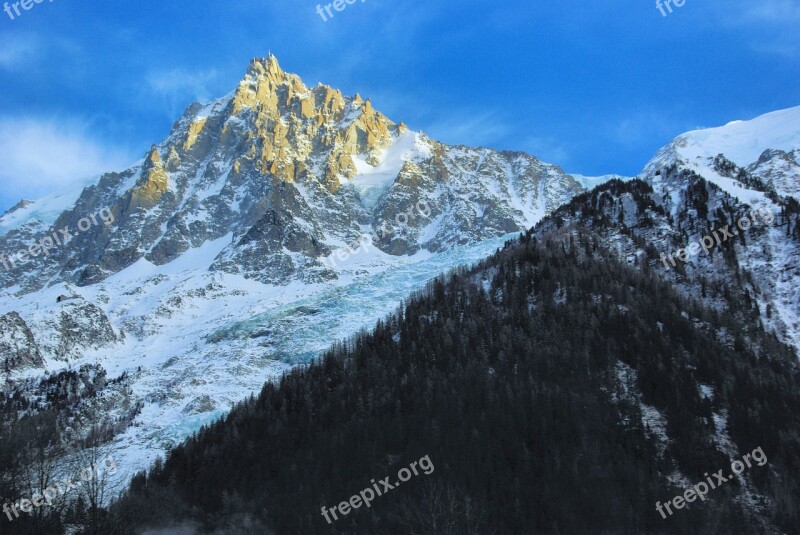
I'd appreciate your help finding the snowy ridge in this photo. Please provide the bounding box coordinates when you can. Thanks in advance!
[0,174,107,235]
[677,107,800,167]
[568,173,632,191]
[643,105,800,200]
[640,106,800,355]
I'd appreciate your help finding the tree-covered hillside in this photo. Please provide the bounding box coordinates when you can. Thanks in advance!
[104,229,800,534]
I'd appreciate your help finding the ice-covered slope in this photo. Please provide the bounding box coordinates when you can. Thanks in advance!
[1,231,513,487]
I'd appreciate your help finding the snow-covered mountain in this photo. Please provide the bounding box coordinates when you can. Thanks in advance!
[516,107,800,532]
[641,106,800,351]
[0,54,797,491]
[0,55,582,294]
[644,106,800,199]
[0,55,587,483]
[89,104,798,534]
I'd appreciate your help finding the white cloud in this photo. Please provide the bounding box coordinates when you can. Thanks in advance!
[0,117,137,205]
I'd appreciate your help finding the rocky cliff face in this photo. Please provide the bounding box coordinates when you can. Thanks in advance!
[747,149,800,199]
[0,311,43,372]
[1,295,120,376]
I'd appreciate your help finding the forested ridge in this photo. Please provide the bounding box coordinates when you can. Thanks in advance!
[101,227,800,535]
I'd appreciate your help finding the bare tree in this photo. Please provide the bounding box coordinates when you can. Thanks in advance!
[395,481,488,535]
[68,426,122,534]
[1,409,68,532]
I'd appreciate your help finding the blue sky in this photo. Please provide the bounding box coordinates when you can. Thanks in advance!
[0,0,798,212]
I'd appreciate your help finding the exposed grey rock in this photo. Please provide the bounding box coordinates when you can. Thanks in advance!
[0,311,43,373]
[30,299,121,361]
[747,148,800,199]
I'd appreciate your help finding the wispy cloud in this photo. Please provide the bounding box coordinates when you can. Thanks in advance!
[0,117,137,205]
[611,109,690,149]
[521,136,570,166]
[713,0,800,56]
[145,68,220,118]
[0,34,39,70]
[740,0,800,24]
[419,111,512,149]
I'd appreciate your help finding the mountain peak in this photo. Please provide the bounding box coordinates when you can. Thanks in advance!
[232,54,310,117]
[642,104,800,200]
[0,53,588,296]
[1,199,34,219]
[651,105,800,171]
[248,53,284,80]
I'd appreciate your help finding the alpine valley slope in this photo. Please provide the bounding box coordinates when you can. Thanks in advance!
[0,55,588,483]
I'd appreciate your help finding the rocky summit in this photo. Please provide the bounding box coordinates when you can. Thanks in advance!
[0,54,584,293]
